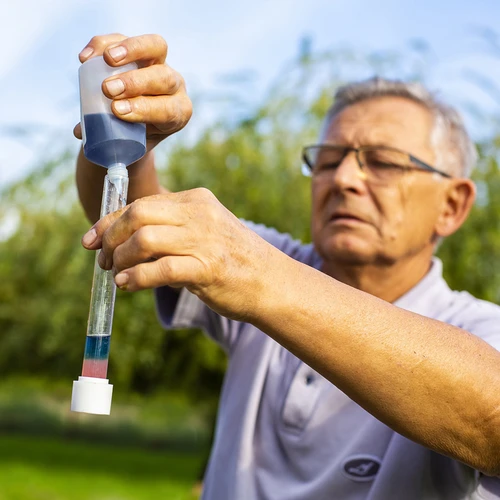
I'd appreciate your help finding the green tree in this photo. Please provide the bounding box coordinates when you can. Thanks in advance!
[0,40,498,410]
[438,139,500,303]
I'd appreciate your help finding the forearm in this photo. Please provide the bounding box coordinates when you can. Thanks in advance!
[76,148,166,223]
[252,249,500,475]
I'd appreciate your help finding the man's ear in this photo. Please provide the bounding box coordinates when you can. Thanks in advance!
[435,178,476,238]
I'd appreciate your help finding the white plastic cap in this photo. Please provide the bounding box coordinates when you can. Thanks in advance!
[71,376,113,415]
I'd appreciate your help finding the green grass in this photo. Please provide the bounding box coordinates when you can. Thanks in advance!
[0,377,213,453]
[0,434,204,500]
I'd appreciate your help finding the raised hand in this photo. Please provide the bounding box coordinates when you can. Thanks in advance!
[82,189,277,321]
[74,33,192,151]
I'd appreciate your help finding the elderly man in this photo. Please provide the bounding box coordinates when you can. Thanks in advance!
[76,34,500,499]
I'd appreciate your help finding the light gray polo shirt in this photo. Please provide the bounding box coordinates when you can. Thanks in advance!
[155,221,500,500]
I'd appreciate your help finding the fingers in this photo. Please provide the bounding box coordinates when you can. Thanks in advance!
[79,34,167,68]
[83,189,219,273]
[110,93,193,134]
[89,194,190,266]
[78,34,189,141]
[102,64,183,100]
[115,255,204,292]
[101,64,191,131]
[100,197,185,257]
[111,225,192,273]
[103,34,168,67]
[81,196,168,253]
[79,33,127,62]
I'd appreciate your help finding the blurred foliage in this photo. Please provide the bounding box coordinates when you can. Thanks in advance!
[438,142,500,303]
[0,377,210,451]
[0,40,499,414]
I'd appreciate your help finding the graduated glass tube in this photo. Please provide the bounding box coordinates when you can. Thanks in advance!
[82,164,128,380]
[71,56,146,415]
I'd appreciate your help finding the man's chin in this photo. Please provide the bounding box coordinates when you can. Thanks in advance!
[316,239,375,265]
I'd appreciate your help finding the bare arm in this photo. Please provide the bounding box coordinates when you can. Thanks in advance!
[84,189,500,476]
[76,148,166,223]
[252,251,500,476]
[74,34,190,223]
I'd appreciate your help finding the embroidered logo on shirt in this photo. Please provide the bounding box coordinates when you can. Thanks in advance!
[342,455,381,482]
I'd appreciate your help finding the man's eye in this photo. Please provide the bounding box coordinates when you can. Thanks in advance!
[369,161,402,170]
[317,162,341,171]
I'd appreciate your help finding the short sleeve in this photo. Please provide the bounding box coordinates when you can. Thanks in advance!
[154,221,318,351]
[155,285,237,353]
[471,476,500,499]
[456,295,500,353]
[242,220,321,267]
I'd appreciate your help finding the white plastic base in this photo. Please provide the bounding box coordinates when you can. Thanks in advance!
[71,376,113,415]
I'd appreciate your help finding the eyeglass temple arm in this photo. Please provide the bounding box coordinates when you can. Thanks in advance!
[409,154,452,178]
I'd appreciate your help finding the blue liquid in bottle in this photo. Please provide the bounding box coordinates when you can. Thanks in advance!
[83,113,146,168]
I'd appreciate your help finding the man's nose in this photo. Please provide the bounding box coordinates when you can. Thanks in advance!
[331,151,368,190]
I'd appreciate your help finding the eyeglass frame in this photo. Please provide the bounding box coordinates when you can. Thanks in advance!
[301,144,453,180]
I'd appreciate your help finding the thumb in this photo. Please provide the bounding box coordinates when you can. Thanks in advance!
[73,122,82,140]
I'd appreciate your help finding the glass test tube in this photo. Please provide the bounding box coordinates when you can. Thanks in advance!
[82,163,129,379]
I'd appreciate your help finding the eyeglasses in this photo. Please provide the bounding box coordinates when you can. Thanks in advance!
[302,145,452,184]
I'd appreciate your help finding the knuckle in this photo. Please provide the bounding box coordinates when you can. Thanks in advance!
[101,230,113,256]
[150,34,168,56]
[160,66,177,91]
[178,73,187,89]
[134,226,155,252]
[125,36,142,55]
[90,33,123,49]
[119,71,140,94]
[112,247,125,272]
[152,98,176,128]
[126,200,147,226]
[88,35,102,47]
[129,96,149,120]
[180,96,193,124]
[157,257,175,282]
[190,188,219,220]
[170,99,185,125]
[135,264,149,288]
[193,187,214,200]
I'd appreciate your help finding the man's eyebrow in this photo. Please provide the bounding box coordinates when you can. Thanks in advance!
[324,141,398,148]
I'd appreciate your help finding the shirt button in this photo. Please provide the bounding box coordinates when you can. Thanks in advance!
[305,374,315,385]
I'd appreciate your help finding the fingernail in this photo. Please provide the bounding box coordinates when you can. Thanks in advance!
[79,46,94,60]
[108,45,127,62]
[98,251,106,269]
[105,78,125,97]
[114,100,131,115]
[115,272,129,289]
[82,228,97,246]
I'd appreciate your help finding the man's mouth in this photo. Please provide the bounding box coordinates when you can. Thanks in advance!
[329,212,367,226]
[330,212,365,223]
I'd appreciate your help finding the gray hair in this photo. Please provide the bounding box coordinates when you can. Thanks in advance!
[322,77,477,177]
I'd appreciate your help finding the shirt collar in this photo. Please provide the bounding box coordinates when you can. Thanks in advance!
[393,257,453,317]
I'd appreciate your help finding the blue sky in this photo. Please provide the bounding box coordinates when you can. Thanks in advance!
[2,0,500,189]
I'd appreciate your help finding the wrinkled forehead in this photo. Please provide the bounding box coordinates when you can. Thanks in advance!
[323,96,436,159]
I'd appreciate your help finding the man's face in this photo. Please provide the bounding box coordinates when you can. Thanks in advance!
[311,96,450,267]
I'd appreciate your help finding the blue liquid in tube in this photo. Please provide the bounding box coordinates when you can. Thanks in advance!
[83,113,146,168]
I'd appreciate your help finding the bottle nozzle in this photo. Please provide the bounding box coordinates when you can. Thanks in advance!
[107,163,128,180]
